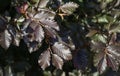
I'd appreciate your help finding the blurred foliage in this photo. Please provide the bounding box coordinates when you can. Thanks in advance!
[0,0,120,76]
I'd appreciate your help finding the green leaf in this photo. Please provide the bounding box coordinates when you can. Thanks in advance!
[109,22,120,33]
[91,34,107,43]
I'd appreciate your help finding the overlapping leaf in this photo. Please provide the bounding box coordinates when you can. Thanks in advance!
[0,16,7,33]
[52,42,72,60]
[40,19,59,31]
[97,55,107,74]
[91,41,120,74]
[60,2,79,15]
[8,25,20,46]
[52,54,63,69]
[29,21,44,42]
[37,0,49,8]
[40,19,59,38]
[33,9,55,20]
[38,49,51,70]
[22,20,44,52]
[109,22,120,33]
[0,30,12,49]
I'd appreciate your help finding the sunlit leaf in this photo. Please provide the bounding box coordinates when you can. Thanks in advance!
[52,42,72,60]
[38,49,51,70]
[52,54,63,69]
[37,0,49,8]
[0,30,12,49]
[41,19,60,31]
[91,34,107,43]
[60,2,79,15]
[33,9,55,20]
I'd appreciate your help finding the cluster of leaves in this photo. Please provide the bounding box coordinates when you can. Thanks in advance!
[0,0,120,76]
[0,0,78,71]
[84,0,120,74]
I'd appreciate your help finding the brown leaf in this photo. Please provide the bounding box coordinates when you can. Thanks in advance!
[86,30,97,37]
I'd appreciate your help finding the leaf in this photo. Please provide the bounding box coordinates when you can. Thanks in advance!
[93,43,120,74]
[40,19,60,31]
[107,45,120,56]
[37,0,49,8]
[0,30,12,49]
[52,42,72,60]
[22,20,44,52]
[94,50,105,67]
[34,24,44,42]
[38,49,51,70]
[40,19,59,38]
[92,15,109,23]
[91,41,106,52]
[97,55,107,74]
[86,30,97,37]
[92,34,107,43]
[106,54,119,71]
[8,25,20,46]
[0,16,6,33]
[60,2,79,15]
[52,54,63,69]
[33,9,55,20]
[107,45,120,69]
[28,21,45,42]
[109,22,120,33]
[44,26,57,38]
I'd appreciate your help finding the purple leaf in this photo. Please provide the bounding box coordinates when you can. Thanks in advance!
[52,54,63,69]
[52,42,72,60]
[38,49,51,70]
[0,30,12,49]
